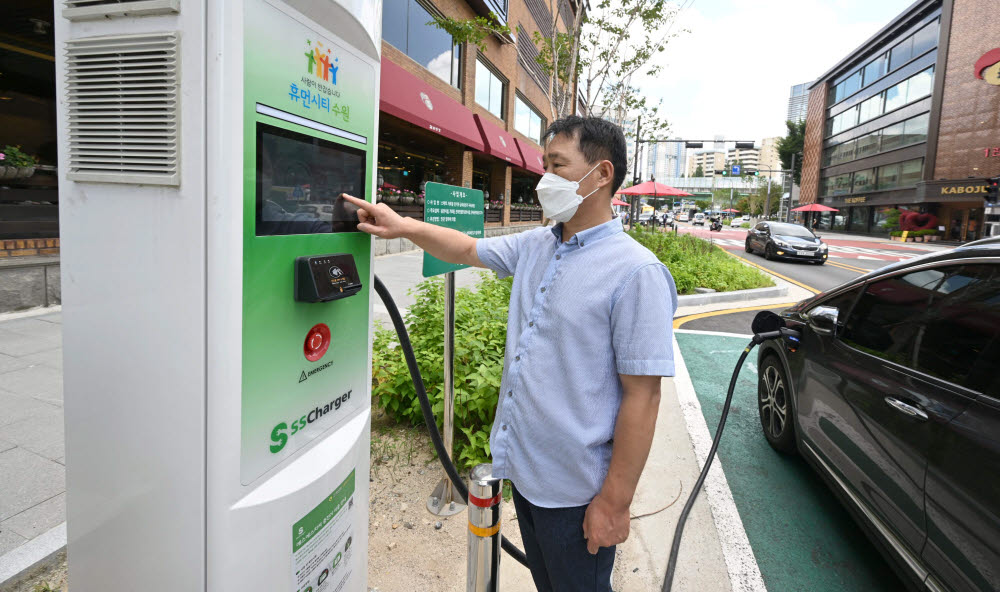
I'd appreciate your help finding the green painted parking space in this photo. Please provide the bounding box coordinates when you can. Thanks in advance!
[675,331,905,592]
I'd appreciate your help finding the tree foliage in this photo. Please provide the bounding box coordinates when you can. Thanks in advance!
[693,164,704,177]
[777,120,806,185]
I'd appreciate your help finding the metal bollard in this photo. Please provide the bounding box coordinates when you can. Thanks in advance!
[467,464,502,592]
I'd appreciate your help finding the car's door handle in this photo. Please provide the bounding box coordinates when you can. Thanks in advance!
[884,397,928,421]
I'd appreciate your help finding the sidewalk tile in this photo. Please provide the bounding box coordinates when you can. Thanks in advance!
[0,318,63,340]
[0,438,14,453]
[0,526,27,556]
[0,407,65,461]
[0,448,64,521]
[2,492,65,539]
[0,330,61,357]
[0,390,58,427]
[0,352,31,376]
[21,349,63,371]
[0,364,62,401]
[34,312,61,324]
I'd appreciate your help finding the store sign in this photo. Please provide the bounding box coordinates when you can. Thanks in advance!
[845,196,867,204]
[974,48,1000,86]
[939,184,987,196]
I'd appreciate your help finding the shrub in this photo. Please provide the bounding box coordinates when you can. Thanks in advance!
[627,227,773,294]
[740,222,751,229]
[372,273,511,470]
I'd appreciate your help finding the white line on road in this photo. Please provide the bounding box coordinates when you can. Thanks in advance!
[672,337,768,592]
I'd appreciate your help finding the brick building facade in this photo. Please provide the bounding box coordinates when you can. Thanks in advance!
[800,0,1000,240]
[378,0,583,228]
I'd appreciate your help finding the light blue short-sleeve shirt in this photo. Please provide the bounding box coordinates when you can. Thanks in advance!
[476,217,677,507]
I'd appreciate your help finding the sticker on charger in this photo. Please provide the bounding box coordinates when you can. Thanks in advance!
[292,470,356,592]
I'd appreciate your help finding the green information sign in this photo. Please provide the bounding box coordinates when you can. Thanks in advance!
[422,182,485,277]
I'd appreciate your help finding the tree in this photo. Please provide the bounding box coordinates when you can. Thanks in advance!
[749,181,782,216]
[776,120,806,185]
[694,199,711,212]
[693,164,704,177]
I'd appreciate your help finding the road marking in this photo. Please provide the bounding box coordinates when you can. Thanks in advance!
[672,336,769,592]
[675,328,754,339]
[674,303,798,329]
[825,260,869,273]
[716,246,822,294]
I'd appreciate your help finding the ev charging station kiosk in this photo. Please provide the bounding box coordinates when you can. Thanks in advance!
[56,0,380,590]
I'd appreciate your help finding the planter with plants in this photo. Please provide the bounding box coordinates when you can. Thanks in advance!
[0,145,38,179]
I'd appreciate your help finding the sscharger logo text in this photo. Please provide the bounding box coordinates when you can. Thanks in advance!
[270,389,353,453]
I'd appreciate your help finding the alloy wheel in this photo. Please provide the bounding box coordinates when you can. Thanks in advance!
[760,365,788,439]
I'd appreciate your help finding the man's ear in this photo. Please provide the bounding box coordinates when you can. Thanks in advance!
[596,160,615,189]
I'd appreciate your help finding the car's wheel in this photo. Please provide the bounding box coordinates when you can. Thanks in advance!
[758,355,796,454]
[765,244,776,260]
[745,239,753,253]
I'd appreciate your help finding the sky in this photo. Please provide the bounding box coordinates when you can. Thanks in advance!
[627,0,919,143]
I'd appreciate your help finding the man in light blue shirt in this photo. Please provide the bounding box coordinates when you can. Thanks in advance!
[344,116,676,591]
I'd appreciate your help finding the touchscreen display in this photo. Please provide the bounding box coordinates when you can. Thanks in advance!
[256,122,366,236]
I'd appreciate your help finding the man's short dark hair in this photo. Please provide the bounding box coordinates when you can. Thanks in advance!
[544,116,627,195]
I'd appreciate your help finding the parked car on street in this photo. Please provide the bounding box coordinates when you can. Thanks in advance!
[678,213,689,222]
[693,212,706,226]
[746,221,828,264]
[730,217,744,228]
[756,242,1000,592]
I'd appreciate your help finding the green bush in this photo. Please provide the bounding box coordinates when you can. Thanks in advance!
[628,227,773,294]
[740,222,751,229]
[372,273,511,470]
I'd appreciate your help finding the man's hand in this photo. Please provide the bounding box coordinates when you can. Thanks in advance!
[340,193,411,239]
[582,492,630,554]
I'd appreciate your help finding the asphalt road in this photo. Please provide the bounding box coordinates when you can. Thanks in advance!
[671,223,924,333]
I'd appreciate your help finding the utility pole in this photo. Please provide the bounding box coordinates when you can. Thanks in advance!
[630,115,641,229]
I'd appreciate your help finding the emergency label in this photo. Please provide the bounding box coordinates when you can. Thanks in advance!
[292,470,356,592]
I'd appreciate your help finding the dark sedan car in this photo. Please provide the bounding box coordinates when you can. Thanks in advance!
[756,242,1000,592]
[746,221,829,264]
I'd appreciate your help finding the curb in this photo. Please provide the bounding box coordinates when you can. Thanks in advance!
[676,284,787,307]
[0,523,66,591]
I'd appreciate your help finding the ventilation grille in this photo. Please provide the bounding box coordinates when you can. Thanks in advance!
[65,33,179,185]
[63,0,179,21]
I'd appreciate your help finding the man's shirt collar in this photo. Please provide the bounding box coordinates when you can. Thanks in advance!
[550,217,624,246]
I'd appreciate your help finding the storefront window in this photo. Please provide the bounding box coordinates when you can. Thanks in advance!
[377,141,445,201]
[476,58,506,120]
[383,0,462,88]
[832,212,847,231]
[816,212,833,230]
[849,206,869,231]
[514,96,544,144]
[832,173,853,196]
[871,207,895,231]
[853,169,875,193]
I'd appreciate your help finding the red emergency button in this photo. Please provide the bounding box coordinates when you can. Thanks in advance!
[303,323,331,362]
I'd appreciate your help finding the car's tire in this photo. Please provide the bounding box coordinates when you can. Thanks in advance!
[745,239,753,253]
[758,355,796,454]
[765,244,776,260]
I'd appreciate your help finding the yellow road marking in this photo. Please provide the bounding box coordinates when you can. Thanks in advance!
[673,302,798,329]
[825,260,869,273]
[716,246,821,294]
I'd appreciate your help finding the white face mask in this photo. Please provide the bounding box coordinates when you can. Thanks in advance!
[535,163,602,223]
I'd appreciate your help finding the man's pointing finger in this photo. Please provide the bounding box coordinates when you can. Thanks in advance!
[340,193,376,212]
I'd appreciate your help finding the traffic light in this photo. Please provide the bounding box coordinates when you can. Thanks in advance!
[714,169,725,176]
[685,142,703,148]
[734,141,755,149]
[987,176,1000,204]
[748,169,759,176]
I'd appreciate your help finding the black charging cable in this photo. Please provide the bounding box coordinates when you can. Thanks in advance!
[661,315,799,592]
[373,275,529,568]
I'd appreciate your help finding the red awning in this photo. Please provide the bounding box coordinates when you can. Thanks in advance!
[514,138,545,175]
[379,59,484,151]
[474,114,524,166]
[612,198,629,206]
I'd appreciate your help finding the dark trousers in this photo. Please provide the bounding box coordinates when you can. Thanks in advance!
[511,484,615,592]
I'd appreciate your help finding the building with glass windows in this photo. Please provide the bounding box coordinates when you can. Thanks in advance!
[379,0,585,229]
[787,82,810,124]
[799,0,1000,240]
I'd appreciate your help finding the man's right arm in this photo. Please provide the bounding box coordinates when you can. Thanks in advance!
[341,194,483,268]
